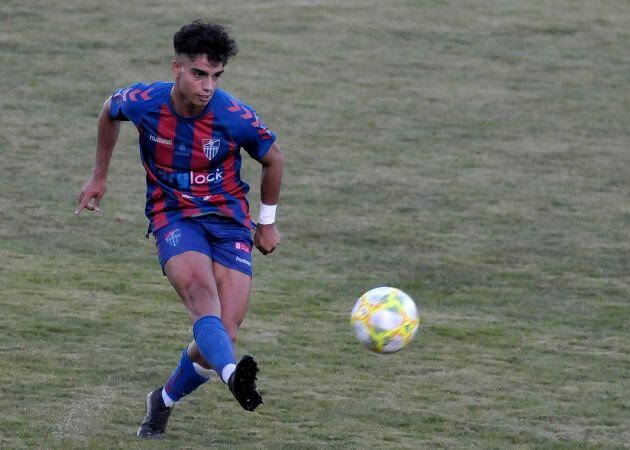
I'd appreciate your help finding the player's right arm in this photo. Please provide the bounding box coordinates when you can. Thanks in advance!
[75,97,121,215]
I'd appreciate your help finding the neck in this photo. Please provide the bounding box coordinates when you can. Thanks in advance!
[170,86,207,117]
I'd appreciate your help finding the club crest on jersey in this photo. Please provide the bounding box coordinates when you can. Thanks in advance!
[165,228,181,247]
[202,138,220,161]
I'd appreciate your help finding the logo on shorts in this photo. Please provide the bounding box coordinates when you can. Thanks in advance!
[202,138,220,161]
[235,242,251,253]
[236,256,252,267]
[165,228,181,247]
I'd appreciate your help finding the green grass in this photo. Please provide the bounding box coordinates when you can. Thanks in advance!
[1,0,630,448]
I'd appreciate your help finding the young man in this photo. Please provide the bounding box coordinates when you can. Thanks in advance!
[76,21,284,439]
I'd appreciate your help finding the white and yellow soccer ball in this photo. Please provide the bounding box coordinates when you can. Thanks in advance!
[350,287,419,353]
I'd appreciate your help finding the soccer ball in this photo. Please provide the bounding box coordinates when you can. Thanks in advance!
[350,287,419,353]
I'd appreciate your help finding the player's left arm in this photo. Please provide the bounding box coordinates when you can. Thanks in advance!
[254,143,284,255]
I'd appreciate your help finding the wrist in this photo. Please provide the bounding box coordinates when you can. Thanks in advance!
[257,203,277,225]
[91,171,108,182]
[91,164,109,180]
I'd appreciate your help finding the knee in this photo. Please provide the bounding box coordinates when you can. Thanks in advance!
[170,271,220,321]
[174,270,214,300]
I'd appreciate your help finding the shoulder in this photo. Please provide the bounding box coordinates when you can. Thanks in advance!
[112,81,171,107]
[212,89,270,133]
[212,89,254,119]
[212,90,275,155]
[110,81,172,122]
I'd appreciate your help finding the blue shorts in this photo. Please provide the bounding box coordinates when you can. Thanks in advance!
[154,215,253,277]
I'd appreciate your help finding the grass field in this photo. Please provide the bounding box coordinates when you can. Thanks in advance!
[1,0,629,448]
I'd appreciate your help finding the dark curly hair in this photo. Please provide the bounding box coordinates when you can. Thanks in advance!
[173,20,238,65]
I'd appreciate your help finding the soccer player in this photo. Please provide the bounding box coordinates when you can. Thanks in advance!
[76,21,284,439]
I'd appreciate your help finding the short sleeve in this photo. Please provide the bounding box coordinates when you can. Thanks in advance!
[239,108,277,160]
[109,82,147,124]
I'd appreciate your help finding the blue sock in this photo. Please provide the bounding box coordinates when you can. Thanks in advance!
[192,315,236,381]
[164,348,211,402]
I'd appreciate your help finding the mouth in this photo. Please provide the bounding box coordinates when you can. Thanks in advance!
[198,94,212,102]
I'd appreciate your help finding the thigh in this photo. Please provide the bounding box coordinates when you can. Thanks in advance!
[201,215,254,278]
[165,251,221,321]
[155,219,212,273]
[213,261,252,342]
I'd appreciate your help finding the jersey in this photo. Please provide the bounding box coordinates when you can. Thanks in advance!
[109,81,276,233]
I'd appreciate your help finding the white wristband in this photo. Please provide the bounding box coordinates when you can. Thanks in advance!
[257,203,277,225]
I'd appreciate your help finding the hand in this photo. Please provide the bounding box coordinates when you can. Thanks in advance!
[254,223,280,255]
[75,175,107,215]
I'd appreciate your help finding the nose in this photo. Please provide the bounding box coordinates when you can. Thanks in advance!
[203,78,216,92]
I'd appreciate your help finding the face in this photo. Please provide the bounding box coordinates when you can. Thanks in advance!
[172,54,224,110]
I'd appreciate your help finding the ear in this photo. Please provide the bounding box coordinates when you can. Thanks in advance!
[172,59,181,78]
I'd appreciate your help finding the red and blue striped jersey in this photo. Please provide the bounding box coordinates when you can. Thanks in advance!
[109,81,276,233]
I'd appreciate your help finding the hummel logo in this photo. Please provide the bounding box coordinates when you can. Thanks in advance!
[150,135,173,146]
